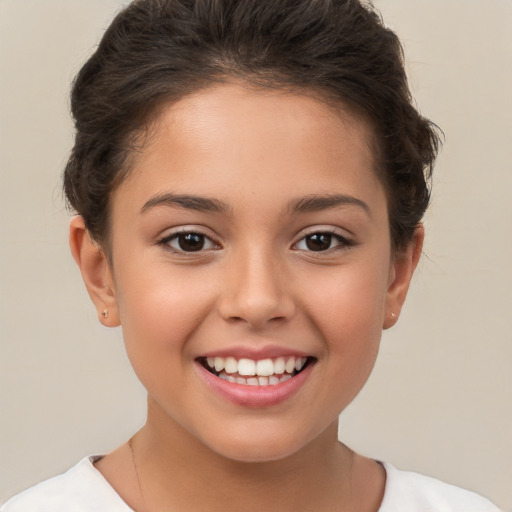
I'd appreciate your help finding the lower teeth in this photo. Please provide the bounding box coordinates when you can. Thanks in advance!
[217,372,293,386]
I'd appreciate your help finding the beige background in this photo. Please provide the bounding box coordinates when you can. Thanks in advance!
[0,0,510,509]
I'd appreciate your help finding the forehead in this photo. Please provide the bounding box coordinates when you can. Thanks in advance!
[114,83,385,216]
[153,83,374,165]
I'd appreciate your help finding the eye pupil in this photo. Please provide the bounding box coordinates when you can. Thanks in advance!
[306,233,332,251]
[178,233,204,251]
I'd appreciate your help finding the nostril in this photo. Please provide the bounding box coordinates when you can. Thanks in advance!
[220,297,295,329]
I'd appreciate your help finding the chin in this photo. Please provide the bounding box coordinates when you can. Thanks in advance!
[199,421,322,464]
[212,441,302,464]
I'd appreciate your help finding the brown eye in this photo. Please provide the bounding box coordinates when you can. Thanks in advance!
[295,231,350,252]
[163,232,217,253]
[177,233,205,251]
[305,233,333,251]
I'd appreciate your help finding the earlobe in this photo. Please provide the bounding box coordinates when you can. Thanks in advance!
[69,216,120,327]
[383,225,424,329]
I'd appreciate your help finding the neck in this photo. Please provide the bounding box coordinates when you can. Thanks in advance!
[132,400,359,512]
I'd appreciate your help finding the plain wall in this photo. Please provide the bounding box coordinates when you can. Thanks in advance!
[0,1,510,509]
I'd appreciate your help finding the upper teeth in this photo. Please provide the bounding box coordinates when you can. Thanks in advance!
[206,356,307,377]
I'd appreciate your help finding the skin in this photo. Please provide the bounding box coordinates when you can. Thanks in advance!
[70,83,423,512]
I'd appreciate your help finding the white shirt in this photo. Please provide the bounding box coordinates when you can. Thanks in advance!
[1,456,501,512]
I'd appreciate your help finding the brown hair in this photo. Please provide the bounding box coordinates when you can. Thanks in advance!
[63,0,441,250]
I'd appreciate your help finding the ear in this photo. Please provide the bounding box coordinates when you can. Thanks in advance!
[69,216,120,327]
[383,225,424,329]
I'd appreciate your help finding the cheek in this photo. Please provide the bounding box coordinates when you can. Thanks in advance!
[114,266,216,374]
[307,259,389,329]
[303,259,390,375]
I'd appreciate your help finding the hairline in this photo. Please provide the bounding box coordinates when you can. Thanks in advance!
[96,77,392,259]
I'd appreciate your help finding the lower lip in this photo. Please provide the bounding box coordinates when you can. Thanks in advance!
[195,362,314,408]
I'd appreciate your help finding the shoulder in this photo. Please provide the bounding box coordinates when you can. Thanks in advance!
[379,462,502,512]
[1,457,133,512]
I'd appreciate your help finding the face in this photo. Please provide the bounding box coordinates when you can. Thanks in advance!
[75,83,419,462]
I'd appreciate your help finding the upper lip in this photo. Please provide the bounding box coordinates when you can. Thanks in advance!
[198,345,313,360]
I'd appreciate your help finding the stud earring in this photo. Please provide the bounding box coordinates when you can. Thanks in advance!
[390,312,397,319]
[102,310,109,319]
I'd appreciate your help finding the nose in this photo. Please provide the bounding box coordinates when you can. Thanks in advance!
[217,248,296,329]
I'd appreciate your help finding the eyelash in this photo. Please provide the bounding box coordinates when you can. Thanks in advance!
[293,230,354,253]
[157,228,353,254]
[157,229,220,254]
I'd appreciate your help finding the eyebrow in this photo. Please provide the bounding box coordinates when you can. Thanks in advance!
[141,192,370,217]
[141,193,230,214]
[288,194,371,217]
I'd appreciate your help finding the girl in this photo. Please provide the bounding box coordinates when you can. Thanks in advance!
[1,1,503,510]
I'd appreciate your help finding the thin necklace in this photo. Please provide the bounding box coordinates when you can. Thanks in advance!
[128,435,149,512]
[128,436,356,511]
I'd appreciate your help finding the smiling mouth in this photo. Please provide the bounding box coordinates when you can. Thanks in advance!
[198,355,315,386]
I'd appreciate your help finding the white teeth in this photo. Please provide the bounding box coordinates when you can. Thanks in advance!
[205,355,310,382]
[256,358,274,376]
[214,357,225,372]
[238,358,256,376]
[224,357,238,374]
[295,357,307,371]
[217,371,299,386]
[274,357,285,374]
[285,357,295,374]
